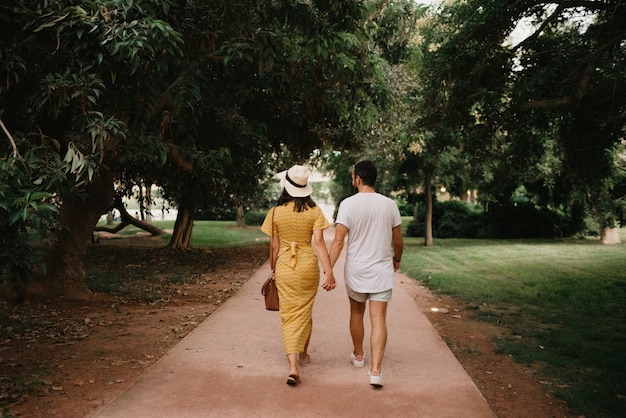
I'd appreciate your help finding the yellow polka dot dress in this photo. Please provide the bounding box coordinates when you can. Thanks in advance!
[261,203,330,355]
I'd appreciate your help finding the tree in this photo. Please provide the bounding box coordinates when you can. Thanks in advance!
[1,0,185,300]
[325,1,429,219]
[158,0,404,247]
[0,144,62,301]
[415,0,626,241]
[0,0,396,299]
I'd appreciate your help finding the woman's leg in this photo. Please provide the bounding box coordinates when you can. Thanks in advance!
[299,319,312,366]
[287,352,299,376]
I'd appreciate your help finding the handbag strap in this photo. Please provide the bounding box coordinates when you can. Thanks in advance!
[270,206,276,272]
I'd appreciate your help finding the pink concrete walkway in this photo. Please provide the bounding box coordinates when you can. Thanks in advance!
[93,231,494,417]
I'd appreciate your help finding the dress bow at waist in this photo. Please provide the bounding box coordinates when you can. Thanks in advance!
[279,240,312,268]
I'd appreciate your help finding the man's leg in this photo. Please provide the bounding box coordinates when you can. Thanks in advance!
[368,300,388,374]
[349,297,366,359]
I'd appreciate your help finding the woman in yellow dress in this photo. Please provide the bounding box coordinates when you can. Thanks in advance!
[261,165,336,386]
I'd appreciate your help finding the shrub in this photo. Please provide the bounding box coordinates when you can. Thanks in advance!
[406,200,578,239]
[396,200,415,217]
[436,201,483,238]
[406,218,425,237]
[244,210,267,226]
[196,206,236,221]
[480,202,567,238]
[406,200,481,238]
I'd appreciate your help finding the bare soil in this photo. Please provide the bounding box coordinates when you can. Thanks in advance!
[408,282,576,418]
[1,236,576,417]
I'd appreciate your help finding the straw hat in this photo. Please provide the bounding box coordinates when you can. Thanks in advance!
[279,165,313,197]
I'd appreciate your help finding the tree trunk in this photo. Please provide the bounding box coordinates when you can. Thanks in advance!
[94,197,165,236]
[424,168,434,247]
[469,189,476,204]
[601,227,621,244]
[590,194,620,244]
[234,195,245,227]
[236,204,245,227]
[32,169,116,301]
[168,202,197,249]
[138,181,145,221]
[145,182,153,223]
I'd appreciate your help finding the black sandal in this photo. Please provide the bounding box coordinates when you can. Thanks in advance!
[286,374,301,386]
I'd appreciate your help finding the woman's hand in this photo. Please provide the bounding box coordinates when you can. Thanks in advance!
[321,271,336,291]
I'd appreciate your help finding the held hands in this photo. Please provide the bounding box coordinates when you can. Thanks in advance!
[321,270,336,291]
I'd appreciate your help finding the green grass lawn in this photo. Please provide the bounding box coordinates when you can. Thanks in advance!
[401,232,626,418]
[97,220,268,247]
[189,221,267,247]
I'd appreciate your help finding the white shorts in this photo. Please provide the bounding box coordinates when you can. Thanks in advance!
[346,285,393,303]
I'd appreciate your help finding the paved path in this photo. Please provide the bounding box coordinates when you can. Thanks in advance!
[93,232,494,418]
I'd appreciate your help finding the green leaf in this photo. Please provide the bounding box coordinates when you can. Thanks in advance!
[64,147,74,163]
[130,56,140,74]
[33,14,69,32]
[9,210,22,225]
[28,192,50,201]
[38,203,59,213]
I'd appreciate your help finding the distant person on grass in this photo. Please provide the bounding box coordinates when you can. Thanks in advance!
[261,165,336,386]
[329,160,403,388]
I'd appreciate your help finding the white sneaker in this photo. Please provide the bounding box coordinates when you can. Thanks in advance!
[350,352,365,368]
[368,371,384,387]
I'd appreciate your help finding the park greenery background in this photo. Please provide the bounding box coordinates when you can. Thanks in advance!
[1,1,625,417]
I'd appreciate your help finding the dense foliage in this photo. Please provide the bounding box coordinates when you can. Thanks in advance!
[405,0,626,240]
[406,199,587,239]
[0,0,409,297]
[2,0,625,298]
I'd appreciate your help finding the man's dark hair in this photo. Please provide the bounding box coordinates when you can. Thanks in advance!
[354,160,377,187]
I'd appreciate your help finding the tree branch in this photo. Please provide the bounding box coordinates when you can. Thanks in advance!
[516,96,576,110]
[516,25,622,112]
[95,197,166,236]
[157,110,193,172]
[0,118,19,159]
[511,5,566,54]
[94,220,131,234]
[167,142,193,172]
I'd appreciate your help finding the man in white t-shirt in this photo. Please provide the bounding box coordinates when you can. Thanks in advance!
[329,160,403,388]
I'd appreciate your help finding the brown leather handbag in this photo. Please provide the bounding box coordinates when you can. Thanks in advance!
[262,207,279,311]
[262,273,279,311]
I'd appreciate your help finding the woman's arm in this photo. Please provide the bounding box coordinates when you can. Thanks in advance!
[270,235,279,273]
[313,229,336,291]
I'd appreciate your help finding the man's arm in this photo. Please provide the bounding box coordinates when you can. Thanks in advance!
[329,223,348,267]
[391,225,403,271]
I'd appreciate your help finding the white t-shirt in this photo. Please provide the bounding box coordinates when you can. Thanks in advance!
[335,192,402,293]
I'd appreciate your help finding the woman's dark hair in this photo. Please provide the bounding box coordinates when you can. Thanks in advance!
[354,160,377,187]
[278,189,317,212]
